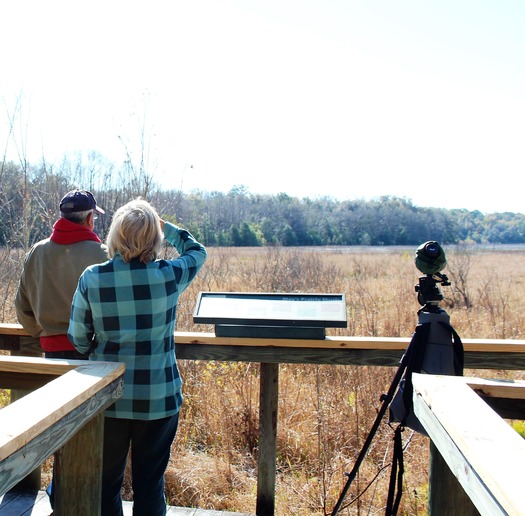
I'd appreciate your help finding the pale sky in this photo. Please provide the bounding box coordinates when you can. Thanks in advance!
[2,1,524,214]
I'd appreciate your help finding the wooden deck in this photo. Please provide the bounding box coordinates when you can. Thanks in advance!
[0,489,255,515]
[3,324,525,515]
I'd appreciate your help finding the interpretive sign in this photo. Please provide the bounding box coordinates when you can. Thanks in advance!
[193,292,347,339]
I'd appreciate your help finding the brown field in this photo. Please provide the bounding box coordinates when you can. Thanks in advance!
[2,245,525,515]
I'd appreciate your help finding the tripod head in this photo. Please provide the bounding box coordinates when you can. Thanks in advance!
[414,241,450,307]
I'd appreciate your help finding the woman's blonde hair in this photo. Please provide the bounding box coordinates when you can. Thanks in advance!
[107,199,163,263]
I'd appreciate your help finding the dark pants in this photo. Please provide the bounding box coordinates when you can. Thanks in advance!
[101,414,180,516]
[45,349,89,359]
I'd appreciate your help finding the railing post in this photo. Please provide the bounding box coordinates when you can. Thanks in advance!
[10,335,42,491]
[54,412,105,516]
[428,440,480,515]
[256,362,279,516]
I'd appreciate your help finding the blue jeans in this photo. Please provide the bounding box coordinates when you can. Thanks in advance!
[101,414,180,516]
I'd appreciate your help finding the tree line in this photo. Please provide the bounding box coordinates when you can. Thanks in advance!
[1,159,524,249]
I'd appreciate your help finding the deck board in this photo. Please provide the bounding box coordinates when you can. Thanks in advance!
[0,490,255,515]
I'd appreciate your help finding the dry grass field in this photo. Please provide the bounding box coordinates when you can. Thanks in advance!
[2,244,525,515]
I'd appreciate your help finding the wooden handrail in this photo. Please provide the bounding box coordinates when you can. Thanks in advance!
[3,323,525,352]
[3,324,525,373]
[0,357,124,462]
[3,323,525,515]
[0,356,125,515]
[413,374,525,515]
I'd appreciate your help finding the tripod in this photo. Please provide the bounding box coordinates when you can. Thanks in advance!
[331,273,463,515]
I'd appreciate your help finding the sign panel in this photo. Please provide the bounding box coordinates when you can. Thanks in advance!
[193,292,347,328]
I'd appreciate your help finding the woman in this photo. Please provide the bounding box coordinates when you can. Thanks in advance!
[68,199,207,516]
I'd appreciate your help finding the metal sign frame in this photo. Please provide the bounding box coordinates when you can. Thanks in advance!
[193,292,347,338]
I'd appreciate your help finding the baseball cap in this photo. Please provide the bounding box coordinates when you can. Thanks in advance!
[59,190,105,215]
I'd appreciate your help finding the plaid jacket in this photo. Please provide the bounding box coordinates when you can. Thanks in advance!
[68,222,207,420]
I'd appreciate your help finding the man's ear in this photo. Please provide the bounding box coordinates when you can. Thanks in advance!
[86,211,95,228]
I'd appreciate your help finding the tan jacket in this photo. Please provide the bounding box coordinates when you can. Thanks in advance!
[15,238,108,339]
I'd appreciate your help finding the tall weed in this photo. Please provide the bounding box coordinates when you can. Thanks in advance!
[2,245,525,514]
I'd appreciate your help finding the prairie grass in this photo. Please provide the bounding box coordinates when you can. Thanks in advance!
[2,245,525,514]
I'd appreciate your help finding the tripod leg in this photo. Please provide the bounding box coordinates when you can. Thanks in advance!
[330,345,412,515]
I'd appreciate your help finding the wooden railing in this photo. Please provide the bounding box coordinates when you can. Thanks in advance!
[0,354,125,515]
[1,323,525,515]
[413,374,525,515]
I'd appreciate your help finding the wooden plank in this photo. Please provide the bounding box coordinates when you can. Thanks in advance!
[3,325,525,371]
[0,360,124,461]
[465,377,525,399]
[2,323,525,353]
[465,378,525,419]
[412,374,525,516]
[0,374,123,496]
[176,343,525,371]
[176,342,406,366]
[0,323,28,336]
[1,372,58,390]
[5,336,525,370]
[0,354,87,375]
[0,490,256,515]
[175,331,412,350]
[462,351,525,371]
[0,356,125,460]
[0,356,122,498]
[175,331,525,353]
[0,489,51,516]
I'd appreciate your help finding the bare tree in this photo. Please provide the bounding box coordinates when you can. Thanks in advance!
[446,245,474,309]
[116,92,159,200]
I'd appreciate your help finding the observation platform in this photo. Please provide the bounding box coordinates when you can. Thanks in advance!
[2,323,525,515]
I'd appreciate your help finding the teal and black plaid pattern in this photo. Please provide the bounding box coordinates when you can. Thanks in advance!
[68,222,207,420]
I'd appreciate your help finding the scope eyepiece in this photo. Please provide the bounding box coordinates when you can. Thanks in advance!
[423,241,440,258]
[415,241,447,275]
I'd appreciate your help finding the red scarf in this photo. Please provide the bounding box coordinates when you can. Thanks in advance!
[50,217,101,244]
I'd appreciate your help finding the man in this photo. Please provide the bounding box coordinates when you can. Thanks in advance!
[14,189,108,508]
[15,189,108,358]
